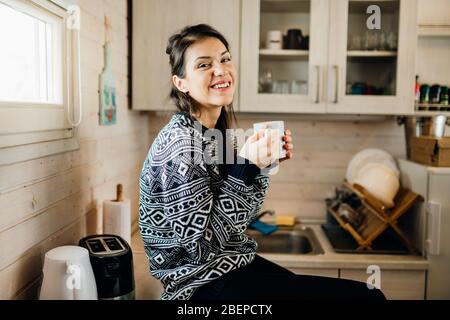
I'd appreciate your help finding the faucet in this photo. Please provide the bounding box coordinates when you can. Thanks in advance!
[254,210,275,221]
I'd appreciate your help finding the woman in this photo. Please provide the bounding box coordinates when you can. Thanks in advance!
[139,24,385,301]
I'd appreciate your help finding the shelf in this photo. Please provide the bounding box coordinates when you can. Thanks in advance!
[414,103,450,115]
[260,49,309,57]
[347,50,397,57]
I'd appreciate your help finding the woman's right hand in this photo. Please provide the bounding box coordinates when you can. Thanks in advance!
[238,129,280,169]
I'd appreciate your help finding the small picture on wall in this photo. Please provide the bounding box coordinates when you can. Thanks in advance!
[99,17,117,126]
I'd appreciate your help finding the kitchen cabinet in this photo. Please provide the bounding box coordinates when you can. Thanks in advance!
[289,267,339,278]
[240,0,329,113]
[291,266,426,300]
[340,268,426,300]
[131,0,241,111]
[417,0,450,27]
[239,0,418,115]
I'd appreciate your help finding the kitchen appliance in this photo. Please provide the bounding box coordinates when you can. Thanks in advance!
[398,159,450,299]
[39,246,98,300]
[79,234,135,300]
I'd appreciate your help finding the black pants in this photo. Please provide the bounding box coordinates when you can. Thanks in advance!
[191,255,386,300]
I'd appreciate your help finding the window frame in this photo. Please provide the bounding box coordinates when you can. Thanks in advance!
[0,0,78,155]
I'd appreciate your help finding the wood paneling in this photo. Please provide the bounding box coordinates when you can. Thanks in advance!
[148,114,406,222]
[0,0,150,299]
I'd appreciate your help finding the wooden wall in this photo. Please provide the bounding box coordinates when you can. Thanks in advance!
[0,0,150,299]
[148,112,406,222]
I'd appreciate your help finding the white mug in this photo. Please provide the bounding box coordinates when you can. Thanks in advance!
[253,121,286,159]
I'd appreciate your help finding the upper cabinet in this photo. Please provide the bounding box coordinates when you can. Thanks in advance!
[239,0,418,115]
[240,0,329,113]
[131,0,241,111]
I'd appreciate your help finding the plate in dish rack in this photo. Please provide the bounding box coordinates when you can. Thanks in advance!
[346,148,399,184]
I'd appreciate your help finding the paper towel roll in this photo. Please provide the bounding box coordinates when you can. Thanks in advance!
[103,199,131,244]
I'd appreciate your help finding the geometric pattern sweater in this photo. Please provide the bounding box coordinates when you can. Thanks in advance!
[139,112,270,300]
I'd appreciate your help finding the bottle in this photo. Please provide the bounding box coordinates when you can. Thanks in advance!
[420,84,430,104]
[440,86,449,105]
[415,75,420,102]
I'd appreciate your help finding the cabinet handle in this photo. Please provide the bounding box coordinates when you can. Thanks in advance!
[333,65,339,104]
[315,65,320,103]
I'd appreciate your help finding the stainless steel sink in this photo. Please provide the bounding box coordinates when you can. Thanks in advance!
[247,225,324,255]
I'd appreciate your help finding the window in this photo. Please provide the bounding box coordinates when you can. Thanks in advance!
[0,0,79,158]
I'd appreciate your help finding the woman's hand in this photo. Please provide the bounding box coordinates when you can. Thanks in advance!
[279,129,293,164]
[239,129,279,169]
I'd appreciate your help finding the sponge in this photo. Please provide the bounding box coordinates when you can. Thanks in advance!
[275,215,296,226]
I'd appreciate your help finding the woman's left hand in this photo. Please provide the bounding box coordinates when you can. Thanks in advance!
[279,129,293,164]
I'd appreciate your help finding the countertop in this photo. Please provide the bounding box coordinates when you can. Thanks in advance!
[258,224,428,270]
[130,224,428,299]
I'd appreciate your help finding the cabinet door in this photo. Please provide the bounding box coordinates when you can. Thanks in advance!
[327,0,418,115]
[340,269,426,300]
[132,0,241,111]
[289,267,339,278]
[240,0,329,113]
[417,0,450,26]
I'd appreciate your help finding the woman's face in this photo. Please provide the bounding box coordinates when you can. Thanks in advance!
[173,37,237,110]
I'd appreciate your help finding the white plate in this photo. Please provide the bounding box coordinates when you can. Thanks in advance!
[346,148,399,184]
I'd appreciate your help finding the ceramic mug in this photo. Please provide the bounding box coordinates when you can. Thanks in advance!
[253,121,286,159]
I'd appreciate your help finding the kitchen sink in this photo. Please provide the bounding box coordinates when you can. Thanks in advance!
[247,225,324,255]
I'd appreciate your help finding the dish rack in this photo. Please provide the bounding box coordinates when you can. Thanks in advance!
[327,181,423,254]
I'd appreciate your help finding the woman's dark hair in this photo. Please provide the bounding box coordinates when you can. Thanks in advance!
[166,24,236,131]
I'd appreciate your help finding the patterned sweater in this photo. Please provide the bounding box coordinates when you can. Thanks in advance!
[139,112,270,300]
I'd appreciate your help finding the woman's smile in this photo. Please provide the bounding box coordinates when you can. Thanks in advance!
[210,80,232,92]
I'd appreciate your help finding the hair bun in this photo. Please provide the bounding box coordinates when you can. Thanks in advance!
[166,33,182,55]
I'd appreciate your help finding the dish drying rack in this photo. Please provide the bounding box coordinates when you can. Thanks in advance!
[327,181,423,254]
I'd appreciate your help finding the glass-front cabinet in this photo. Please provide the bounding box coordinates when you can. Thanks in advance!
[240,0,329,113]
[327,0,417,114]
[239,0,418,115]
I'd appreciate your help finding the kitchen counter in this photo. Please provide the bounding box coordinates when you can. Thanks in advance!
[130,224,428,299]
